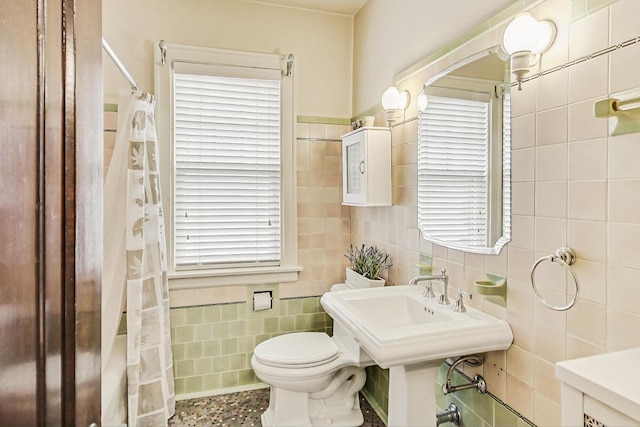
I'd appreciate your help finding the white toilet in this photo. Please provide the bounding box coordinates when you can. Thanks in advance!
[251,283,374,427]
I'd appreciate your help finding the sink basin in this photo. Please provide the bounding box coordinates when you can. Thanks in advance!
[321,285,513,368]
[346,293,451,329]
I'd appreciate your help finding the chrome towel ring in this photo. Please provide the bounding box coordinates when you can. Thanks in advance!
[530,247,579,311]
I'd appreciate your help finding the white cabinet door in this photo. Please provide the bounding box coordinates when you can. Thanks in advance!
[342,130,366,205]
[341,127,391,206]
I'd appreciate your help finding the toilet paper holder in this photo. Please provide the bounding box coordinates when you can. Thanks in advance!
[253,291,272,311]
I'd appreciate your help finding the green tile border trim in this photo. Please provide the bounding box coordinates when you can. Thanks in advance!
[297,115,350,125]
[170,301,248,310]
[587,0,619,15]
[351,104,384,122]
[104,107,351,126]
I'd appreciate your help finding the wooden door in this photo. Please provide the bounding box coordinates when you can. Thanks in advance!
[0,0,102,425]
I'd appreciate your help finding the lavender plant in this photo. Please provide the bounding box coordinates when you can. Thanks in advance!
[345,244,392,279]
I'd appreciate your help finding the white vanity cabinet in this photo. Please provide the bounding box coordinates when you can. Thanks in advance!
[556,348,640,427]
[341,127,391,206]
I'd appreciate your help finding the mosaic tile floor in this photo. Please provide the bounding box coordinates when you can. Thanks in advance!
[169,387,386,427]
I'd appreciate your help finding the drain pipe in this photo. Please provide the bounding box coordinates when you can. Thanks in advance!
[436,403,460,426]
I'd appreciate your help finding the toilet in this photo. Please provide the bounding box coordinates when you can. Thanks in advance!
[251,283,375,427]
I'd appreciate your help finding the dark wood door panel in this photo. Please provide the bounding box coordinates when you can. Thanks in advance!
[0,1,40,424]
[0,1,101,425]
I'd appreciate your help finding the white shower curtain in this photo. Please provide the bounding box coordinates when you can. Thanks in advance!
[103,91,175,426]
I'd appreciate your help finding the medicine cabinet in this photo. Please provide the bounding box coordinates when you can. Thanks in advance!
[341,127,391,206]
[417,45,511,254]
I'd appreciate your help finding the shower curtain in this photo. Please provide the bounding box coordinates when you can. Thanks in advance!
[103,90,175,426]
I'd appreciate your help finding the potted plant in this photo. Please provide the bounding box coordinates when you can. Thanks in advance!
[344,244,392,288]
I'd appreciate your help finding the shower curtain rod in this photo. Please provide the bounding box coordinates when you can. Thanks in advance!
[102,38,140,92]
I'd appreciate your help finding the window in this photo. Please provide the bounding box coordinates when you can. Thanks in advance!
[155,44,299,288]
[173,72,281,267]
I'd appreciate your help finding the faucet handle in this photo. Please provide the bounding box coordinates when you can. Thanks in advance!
[440,268,447,277]
[451,289,472,313]
[422,281,436,299]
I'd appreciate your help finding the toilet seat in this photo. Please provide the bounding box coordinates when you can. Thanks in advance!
[254,332,339,368]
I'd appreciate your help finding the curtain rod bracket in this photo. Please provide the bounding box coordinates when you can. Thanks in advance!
[284,53,294,77]
[159,40,167,66]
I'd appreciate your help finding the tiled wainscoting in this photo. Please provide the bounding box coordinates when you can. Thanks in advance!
[363,363,536,426]
[169,293,333,397]
[434,365,534,427]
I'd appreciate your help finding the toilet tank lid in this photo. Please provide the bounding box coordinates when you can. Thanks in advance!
[254,332,339,367]
[330,283,355,291]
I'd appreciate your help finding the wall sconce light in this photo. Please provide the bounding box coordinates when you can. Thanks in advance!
[417,87,428,113]
[502,13,556,90]
[381,86,410,126]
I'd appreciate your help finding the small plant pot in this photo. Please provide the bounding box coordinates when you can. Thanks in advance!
[345,267,385,289]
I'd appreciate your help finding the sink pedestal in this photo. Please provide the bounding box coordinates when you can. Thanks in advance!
[388,360,442,427]
[321,285,513,426]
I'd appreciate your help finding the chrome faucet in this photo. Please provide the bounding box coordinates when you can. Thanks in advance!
[408,268,449,304]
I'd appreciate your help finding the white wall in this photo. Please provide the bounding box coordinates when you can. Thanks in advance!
[352,0,517,115]
[102,0,353,119]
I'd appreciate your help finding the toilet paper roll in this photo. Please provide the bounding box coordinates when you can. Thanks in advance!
[253,291,272,311]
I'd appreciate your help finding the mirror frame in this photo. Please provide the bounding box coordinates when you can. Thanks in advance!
[417,45,511,255]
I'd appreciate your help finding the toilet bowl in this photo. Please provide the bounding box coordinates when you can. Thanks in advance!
[251,283,374,427]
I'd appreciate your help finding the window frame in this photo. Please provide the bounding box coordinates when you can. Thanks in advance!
[155,43,300,289]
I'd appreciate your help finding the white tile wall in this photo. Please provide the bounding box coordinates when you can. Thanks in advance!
[351,0,640,424]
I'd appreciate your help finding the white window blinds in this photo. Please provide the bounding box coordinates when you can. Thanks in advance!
[418,93,490,248]
[173,72,282,268]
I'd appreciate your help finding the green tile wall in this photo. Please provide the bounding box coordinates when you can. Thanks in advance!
[170,292,332,397]
[436,365,536,427]
[362,366,389,424]
[363,364,536,427]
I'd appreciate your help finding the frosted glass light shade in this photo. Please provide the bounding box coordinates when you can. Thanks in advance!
[502,13,539,54]
[417,89,428,112]
[382,86,400,110]
[502,13,556,55]
[381,86,410,110]
[533,20,556,54]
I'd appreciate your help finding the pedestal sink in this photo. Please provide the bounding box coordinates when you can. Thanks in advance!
[321,285,513,426]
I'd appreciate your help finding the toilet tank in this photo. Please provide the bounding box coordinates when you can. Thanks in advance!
[326,283,375,367]
[332,318,374,368]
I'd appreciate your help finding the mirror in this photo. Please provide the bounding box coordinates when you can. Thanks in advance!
[417,45,511,254]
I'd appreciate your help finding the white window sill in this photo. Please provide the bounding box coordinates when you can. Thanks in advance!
[168,265,303,290]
